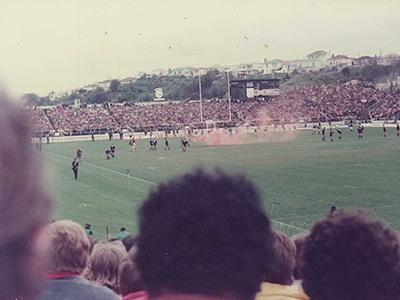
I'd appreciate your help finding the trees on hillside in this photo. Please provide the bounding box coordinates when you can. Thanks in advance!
[109,80,121,92]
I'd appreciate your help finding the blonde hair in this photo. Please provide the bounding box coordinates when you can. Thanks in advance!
[118,246,145,296]
[84,241,127,293]
[45,220,90,273]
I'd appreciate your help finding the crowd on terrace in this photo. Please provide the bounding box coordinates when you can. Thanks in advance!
[29,82,400,134]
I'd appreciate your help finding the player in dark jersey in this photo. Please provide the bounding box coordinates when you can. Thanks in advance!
[397,124,400,137]
[383,125,387,137]
[322,127,326,141]
[76,147,82,162]
[361,126,364,138]
[330,206,337,217]
[312,124,316,135]
[154,139,158,151]
[110,143,116,157]
[71,158,79,180]
[329,128,334,142]
[181,138,187,152]
[357,126,361,139]
[337,129,342,140]
[149,139,154,151]
[105,150,111,160]
[165,138,170,150]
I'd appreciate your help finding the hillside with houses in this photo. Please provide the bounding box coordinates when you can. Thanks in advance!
[26,50,400,106]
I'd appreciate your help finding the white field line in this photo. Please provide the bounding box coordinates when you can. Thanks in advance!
[275,204,400,227]
[43,151,158,186]
[371,204,400,210]
[275,212,324,221]
[270,220,309,232]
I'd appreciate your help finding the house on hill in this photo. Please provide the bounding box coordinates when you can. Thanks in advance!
[169,67,192,77]
[97,79,113,90]
[355,56,377,66]
[307,50,329,66]
[263,59,287,74]
[327,55,355,68]
[191,67,208,76]
[120,77,136,85]
[377,54,400,66]
[150,68,168,76]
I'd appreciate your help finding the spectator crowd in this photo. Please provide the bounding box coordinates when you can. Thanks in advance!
[29,82,400,135]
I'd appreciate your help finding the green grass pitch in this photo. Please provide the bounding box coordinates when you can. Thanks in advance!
[41,127,400,239]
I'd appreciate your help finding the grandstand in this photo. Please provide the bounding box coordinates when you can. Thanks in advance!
[29,82,400,138]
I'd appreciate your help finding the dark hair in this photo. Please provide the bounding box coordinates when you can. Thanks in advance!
[135,169,274,300]
[120,227,126,232]
[301,210,400,300]
[118,247,145,296]
[262,230,296,285]
[122,234,138,252]
[85,223,91,229]
[290,232,308,280]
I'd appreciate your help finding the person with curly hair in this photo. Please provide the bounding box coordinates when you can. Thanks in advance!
[135,168,275,300]
[301,210,400,300]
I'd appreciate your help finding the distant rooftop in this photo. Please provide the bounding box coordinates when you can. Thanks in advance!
[328,55,353,60]
[307,50,328,57]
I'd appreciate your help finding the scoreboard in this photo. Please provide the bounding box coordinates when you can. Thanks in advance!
[230,78,280,101]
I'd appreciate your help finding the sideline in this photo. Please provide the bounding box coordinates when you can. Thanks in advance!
[270,220,309,233]
[43,151,159,186]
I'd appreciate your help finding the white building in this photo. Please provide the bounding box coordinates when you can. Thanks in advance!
[299,59,324,72]
[96,79,113,90]
[327,55,354,68]
[191,67,208,76]
[120,77,136,85]
[377,54,400,66]
[150,68,168,76]
[307,50,329,66]
[48,90,69,101]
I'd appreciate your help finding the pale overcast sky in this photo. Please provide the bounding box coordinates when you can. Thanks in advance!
[0,0,399,97]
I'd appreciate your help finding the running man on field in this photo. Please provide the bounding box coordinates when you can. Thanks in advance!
[165,138,170,150]
[129,136,136,151]
[76,147,82,162]
[110,143,116,157]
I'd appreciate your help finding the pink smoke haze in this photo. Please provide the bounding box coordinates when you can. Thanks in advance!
[200,128,298,146]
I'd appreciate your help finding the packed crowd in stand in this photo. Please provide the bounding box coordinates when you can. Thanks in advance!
[29,106,53,132]
[4,91,400,300]
[29,82,400,135]
[45,105,119,132]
